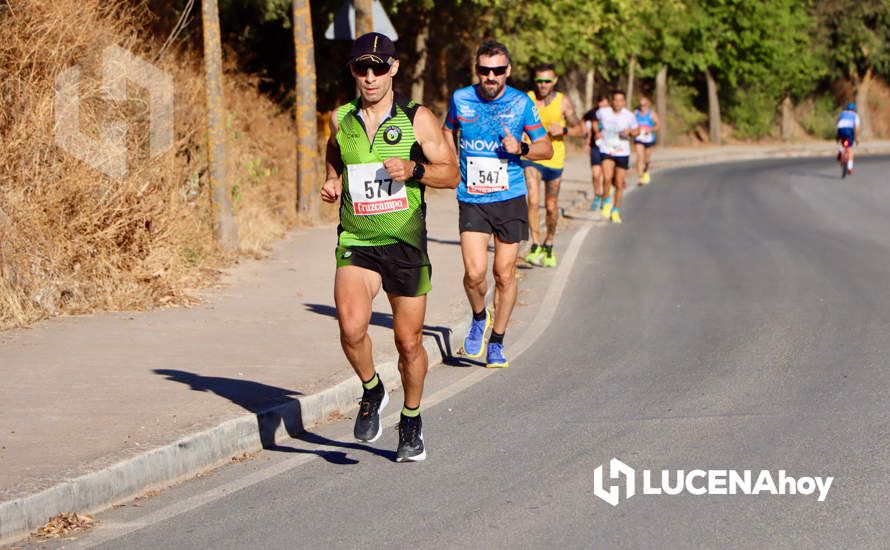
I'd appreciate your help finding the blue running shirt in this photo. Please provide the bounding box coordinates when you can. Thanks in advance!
[837,110,859,130]
[445,85,547,203]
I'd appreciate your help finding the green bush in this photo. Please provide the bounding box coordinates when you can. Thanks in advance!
[726,88,777,139]
[798,95,837,140]
[666,84,707,139]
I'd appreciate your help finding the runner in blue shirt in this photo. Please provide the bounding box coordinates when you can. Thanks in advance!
[443,40,552,369]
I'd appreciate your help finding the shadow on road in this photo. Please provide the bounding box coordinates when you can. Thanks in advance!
[303,303,464,366]
[152,369,392,463]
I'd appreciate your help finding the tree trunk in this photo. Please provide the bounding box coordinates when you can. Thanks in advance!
[627,55,636,106]
[706,68,721,144]
[584,66,595,113]
[437,46,449,102]
[411,15,429,104]
[781,95,792,141]
[656,65,667,145]
[855,67,873,140]
[293,0,319,223]
[201,0,238,250]
[565,68,584,119]
[354,0,373,37]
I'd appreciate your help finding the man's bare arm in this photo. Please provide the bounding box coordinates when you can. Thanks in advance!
[321,116,343,203]
[562,95,584,137]
[525,134,553,161]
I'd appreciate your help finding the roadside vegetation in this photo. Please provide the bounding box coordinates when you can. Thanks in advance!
[1,0,888,330]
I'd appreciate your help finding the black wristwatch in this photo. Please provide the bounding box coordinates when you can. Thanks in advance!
[519,142,530,157]
[412,162,426,181]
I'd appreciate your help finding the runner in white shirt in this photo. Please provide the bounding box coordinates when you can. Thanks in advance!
[598,90,638,224]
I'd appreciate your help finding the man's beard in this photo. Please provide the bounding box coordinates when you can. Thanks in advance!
[479,79,504,100]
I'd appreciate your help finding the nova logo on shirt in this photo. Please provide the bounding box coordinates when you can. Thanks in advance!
[460,138,501,152]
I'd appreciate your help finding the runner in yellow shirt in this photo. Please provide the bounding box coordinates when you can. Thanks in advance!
[522,64,582,268]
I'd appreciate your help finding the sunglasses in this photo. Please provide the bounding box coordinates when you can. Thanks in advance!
[534,78,553,84]
[476,64,508,76]
[350,60,393,76]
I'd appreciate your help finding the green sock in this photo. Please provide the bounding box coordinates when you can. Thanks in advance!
[361,373,379,391]
[401,405,420,418]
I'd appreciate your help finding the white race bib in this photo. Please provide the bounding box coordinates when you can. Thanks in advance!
[638,124,654,144]
[347,162,408,216]
[604,129,629,156]
[467,156,509,194]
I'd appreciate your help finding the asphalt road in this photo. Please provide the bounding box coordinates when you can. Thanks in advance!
[42,156,890,549]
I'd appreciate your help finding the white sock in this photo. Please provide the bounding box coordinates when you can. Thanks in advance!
[848,160,853,169]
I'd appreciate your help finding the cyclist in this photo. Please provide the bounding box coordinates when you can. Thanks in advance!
[836,102,860,175]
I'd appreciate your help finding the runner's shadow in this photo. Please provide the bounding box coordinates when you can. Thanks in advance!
[152,369,393,463]
[303,303,459,365]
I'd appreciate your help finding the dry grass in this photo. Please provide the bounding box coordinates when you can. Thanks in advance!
[0,0,299,330]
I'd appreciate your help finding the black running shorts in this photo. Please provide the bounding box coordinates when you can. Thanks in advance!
[458,195,529,244]
[603,154,630,170]
[335,242,431,297]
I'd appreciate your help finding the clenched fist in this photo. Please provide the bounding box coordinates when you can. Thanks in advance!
[321,178,342,203]
[382,158,414,181]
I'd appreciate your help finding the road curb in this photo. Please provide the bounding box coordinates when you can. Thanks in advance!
[0,317,469,545]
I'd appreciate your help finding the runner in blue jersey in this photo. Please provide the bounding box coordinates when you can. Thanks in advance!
[836,102,860,174]
[443,40,552,369]
[633,94,660,185]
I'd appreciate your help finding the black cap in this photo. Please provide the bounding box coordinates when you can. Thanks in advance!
[347,32,396,65]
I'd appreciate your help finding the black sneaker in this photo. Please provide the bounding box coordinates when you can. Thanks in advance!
[353,383,388,442]
[396,414,426,462]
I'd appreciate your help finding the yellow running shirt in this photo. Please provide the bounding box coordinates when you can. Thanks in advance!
[527,90,566,169]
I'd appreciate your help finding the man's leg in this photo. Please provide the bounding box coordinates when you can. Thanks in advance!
[524,166,544,265]
[388,293,428,409]
[601,158,615,216]
[334,265,381,381]
[486,236,520,368]
[525,166,542,245]
[541,177,561,267]
[461,231,490,315]
[460,230,492,357]
[543,177,561,246]
[492,237,520,335]
[335,265,388,442]
[389,292,429,462]
[611,163,627,223]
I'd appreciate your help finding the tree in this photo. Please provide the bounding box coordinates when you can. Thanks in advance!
[813,0,890,138]
[293,0,319,221]
[202,0,239,249]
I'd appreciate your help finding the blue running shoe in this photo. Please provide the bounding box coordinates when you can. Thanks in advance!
[486,342,509,368]
[462,309,491,358]
[591,195,602,211]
